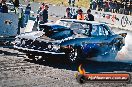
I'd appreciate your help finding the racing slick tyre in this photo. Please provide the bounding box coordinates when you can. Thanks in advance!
[66,48,80,63]
[26,53,36,61]
[76,74,87,84]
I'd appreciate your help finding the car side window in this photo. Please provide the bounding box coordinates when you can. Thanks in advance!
[98,25,109,36]
[91,25,99,36]
[91,25,110,36]
[98,26,106,35]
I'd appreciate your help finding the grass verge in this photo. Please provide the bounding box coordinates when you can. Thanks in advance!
[33,0,90,8]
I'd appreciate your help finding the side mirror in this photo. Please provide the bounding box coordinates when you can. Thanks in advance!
[119,33,127,38]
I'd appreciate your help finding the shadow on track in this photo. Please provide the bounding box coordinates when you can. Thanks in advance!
[0,50,18,56]
[24,56,132,73]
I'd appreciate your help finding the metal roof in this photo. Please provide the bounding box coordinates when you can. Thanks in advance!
[58,19,105,25]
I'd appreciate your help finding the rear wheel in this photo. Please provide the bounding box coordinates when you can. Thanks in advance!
[66,48,80,63]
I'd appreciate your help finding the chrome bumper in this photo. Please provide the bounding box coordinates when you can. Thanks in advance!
[14,45,65,55]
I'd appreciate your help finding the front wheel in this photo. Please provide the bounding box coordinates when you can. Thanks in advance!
[103,44,118,60]
[26,53,36,61]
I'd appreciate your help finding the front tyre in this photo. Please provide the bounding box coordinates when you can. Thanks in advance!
[26,53,36,61]
[103,44,118,60]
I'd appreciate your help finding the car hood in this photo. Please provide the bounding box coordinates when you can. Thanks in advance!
[36,34,88,44]
[16,31,44,40]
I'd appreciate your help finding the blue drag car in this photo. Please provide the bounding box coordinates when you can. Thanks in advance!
[14,19,127,63]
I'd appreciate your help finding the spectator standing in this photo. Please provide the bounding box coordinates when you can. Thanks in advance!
[36,7,42,24]
[125,2,130,15]
[68,0,71,6]
[71,0,75,7]
[116,1,120,13]
[113,0,117,13]
[98,0,103,11]
[0,2,2,12]
[64,7,72,19]
[0,0,8,13]
[109,0,114,12]
[77,9,84,20]
[129,0,132,15]
[13,0,19,14]
[71,8,77,19]
[104,0,109,12]
[18,7,24,34]
[90,0,93,9]
[42,5,49,23]
[85,9,94,21]
[120,1,125,14]
[92,0,97,10]
[24,4,31,26]
[40,3,45,11]
[2,4,8,13]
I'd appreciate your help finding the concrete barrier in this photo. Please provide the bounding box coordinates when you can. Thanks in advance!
[91,10,132,31]
[48,5,132,31]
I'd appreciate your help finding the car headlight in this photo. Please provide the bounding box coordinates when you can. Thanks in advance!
[48,44,52,49]
[15,38,21,45]
[21,40,25,45]
[52,45,60,51]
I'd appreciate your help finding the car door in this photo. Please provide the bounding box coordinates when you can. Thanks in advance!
[97,24,115,53]
[81,25,105,55]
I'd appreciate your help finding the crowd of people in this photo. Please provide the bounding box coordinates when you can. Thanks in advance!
[35,2,95,26]
[63,7,94,21]
[36,3,49,24]
[36,3,95,25]
[90,0,132,15]
[0,0,32,34]
[66,0,132,15]
[1,0,131,31]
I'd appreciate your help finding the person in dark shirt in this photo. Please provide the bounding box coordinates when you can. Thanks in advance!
[42,5,49,23]
[64,7,72,19]
[23,4,31,26]
[1,0,8,13]
[85,9,94,21]
[13,0,19,7]
[0,3,2,12]
[13,0,19,13]
[68,0,71,6]
[25,4,31,15]
[2,4,8,13]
